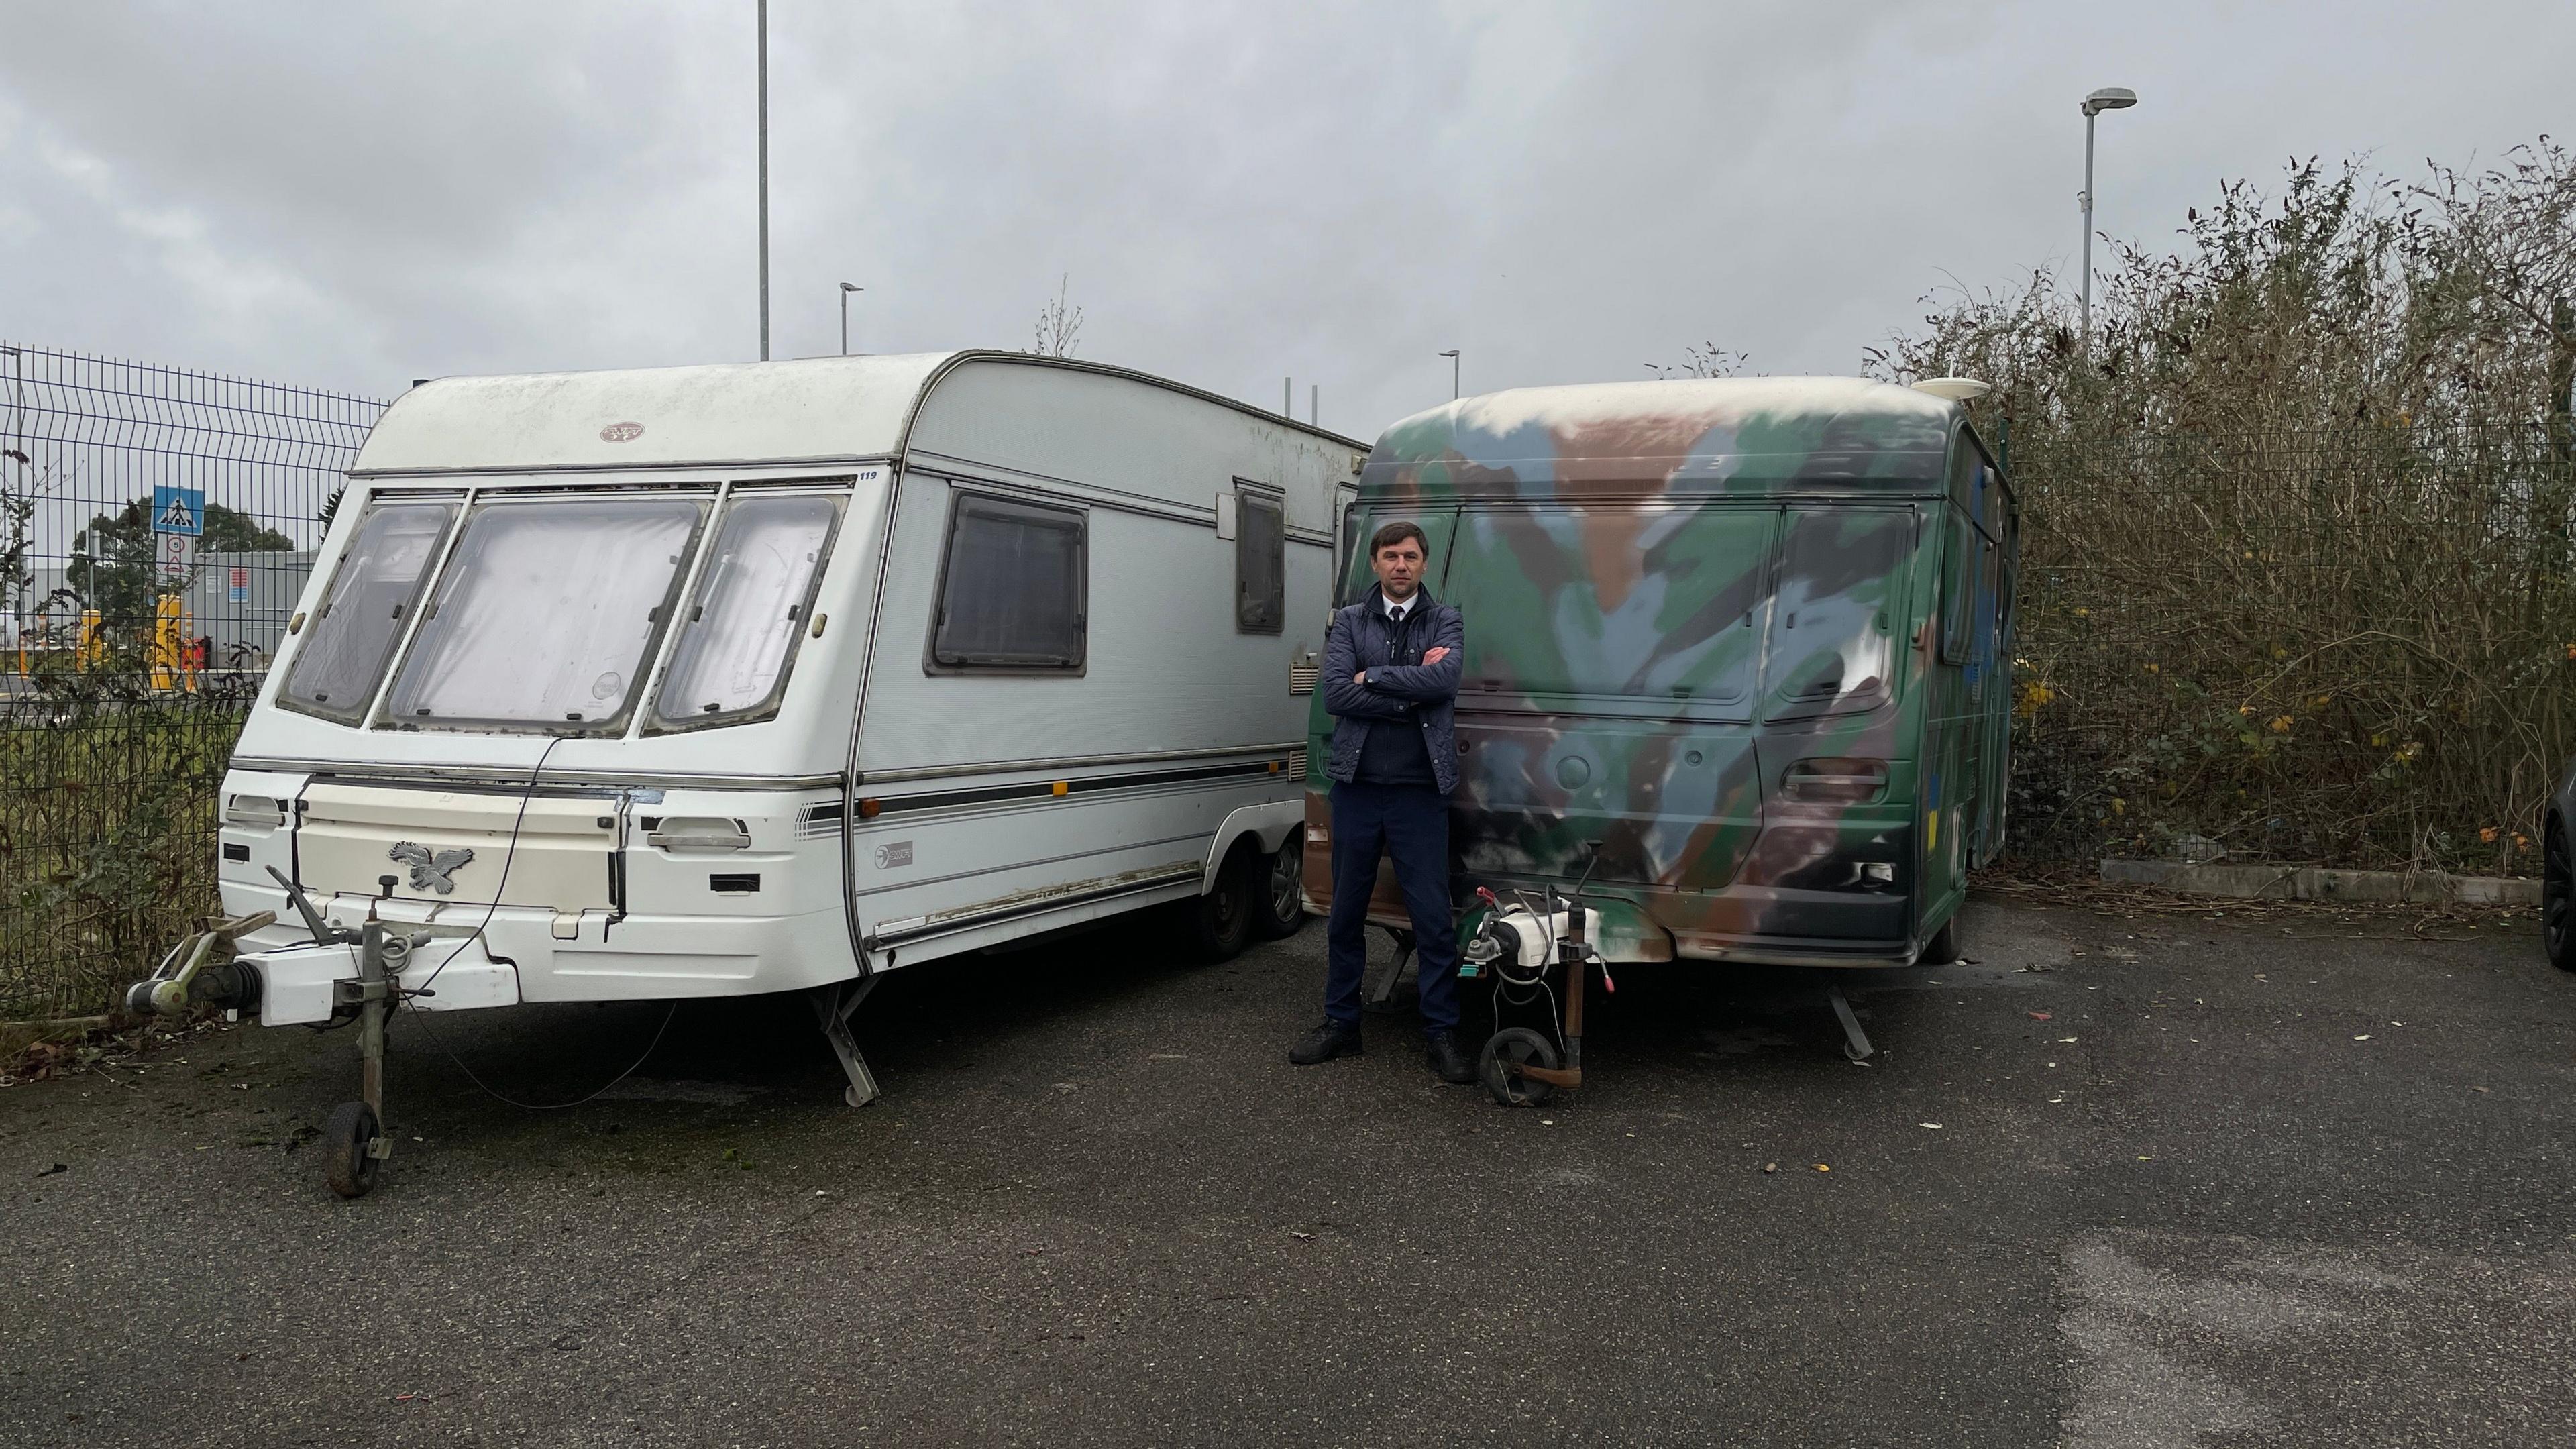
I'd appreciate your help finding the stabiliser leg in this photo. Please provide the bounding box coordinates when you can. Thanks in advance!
[1364,927,1417,1012]
[322,888,401,1199]
[812,975,882,1108]
[1825,980,1875,1063]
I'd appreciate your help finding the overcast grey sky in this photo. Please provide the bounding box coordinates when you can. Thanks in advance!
[3,1,2569,439]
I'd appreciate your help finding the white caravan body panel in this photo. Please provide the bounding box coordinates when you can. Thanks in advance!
[215,352,1359,1006]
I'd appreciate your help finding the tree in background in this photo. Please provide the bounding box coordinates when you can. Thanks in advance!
[1,447,50,638]
[1867,140,2575,437]
[1865,138,2576,873]
[1029,274,1084,358]
[66,499,294,624]
[1644,342,1750,380]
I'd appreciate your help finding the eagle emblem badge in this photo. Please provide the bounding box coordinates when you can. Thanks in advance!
[388,841,476,895]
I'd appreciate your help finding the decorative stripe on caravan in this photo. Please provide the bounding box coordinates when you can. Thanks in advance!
[867,859,1204,949]
[800,751,1299,835]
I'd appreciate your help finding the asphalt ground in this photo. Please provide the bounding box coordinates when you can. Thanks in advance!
[4,893,2573,1448]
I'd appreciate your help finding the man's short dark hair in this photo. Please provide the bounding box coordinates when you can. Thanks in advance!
[1371,521,1430,558]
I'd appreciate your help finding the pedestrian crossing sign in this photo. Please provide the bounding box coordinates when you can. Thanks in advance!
[152,485,204,537]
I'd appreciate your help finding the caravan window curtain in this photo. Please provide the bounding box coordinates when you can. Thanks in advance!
[384,496,704,731]
[278,501,455,722]
[651,494,843,727]
[1236,488,1285,633]
[928,492,1086,669]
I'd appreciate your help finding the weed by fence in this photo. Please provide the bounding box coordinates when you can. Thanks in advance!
[2,343,384,1020]
[2006,422,2575,871]
[1877,139,2576,873]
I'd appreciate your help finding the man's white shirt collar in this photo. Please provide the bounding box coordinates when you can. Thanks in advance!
[1383,594,1415,622]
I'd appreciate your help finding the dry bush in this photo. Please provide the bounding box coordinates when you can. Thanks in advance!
[1870,141,2576,872]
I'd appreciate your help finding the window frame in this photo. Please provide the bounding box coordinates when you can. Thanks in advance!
[1759,504,1914,721]
[1939,508,1977,665]
[1332,485,1360,592]
[376,490,712,735]
[1438,501,1774,723]
[1233,480,1285,635]
[1937,430,1988,670]
[643,489,849,733]
[921,486,1089,675]
[275,495,461,726]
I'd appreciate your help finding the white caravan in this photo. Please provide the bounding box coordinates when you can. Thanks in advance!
[147,353,1359,1184]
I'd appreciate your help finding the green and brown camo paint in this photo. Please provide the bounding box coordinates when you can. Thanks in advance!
[1303,378,2017,967]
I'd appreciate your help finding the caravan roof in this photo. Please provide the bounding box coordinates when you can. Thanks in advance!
[356,354,956,474]
[356,352,1365,476]
[1361,376,1970,498]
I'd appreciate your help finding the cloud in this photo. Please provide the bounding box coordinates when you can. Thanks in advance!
[2,0,2571,439]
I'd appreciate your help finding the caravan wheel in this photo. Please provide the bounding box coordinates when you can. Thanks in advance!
[1255,840,1306,939]
[321,1101,380,1200]
[1183,845,1258,963]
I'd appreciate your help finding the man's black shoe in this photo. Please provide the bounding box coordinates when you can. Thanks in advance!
[1426,1030,1477,1084]
[1289,1021,1363,1065]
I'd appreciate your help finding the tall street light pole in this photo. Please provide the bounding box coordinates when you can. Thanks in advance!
[1439,349,1460,401]
[839,283,863,355]
[758,0,771,361]
[2078,86,2137,341]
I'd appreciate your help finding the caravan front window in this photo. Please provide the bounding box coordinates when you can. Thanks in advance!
[650,494,843,727]
[278,500,455,722]
[384,496,705,731]
[1765,507,1911,711]
[1442,506,1771,706]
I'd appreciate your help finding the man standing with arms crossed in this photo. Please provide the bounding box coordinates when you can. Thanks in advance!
[1290,521,1475,1084]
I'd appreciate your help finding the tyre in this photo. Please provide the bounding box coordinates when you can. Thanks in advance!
[2546,816,2575,973]
[1254,839,1307,940]
[1918,916,1961,966]
[1478,1027,1560,1108]
[1183,845,1258,963]
[321,1100,380,1200]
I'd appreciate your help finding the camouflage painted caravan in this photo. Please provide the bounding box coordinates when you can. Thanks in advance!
[1302,377,2017,970]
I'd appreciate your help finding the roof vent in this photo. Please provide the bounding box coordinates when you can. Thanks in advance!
[1909,377,1992,402]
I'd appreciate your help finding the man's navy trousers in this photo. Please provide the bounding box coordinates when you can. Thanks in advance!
[1324,780,1460,1034]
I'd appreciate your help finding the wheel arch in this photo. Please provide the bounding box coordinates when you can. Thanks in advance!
[1201,801,1303,894]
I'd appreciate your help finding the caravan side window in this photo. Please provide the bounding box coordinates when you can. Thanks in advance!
[1939,511,1976,664]
[1235,486,1284,634]
[928,492,1087,670]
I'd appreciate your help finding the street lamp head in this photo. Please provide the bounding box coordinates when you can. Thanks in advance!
[839,282,863,293]
[2082,87,2138,116]
[1438,349,1459,359]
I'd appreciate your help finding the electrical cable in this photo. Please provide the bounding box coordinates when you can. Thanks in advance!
[410,732,566,996]
[401,998,678,1111]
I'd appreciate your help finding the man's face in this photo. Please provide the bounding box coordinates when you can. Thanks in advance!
[1373,537,1426,599]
